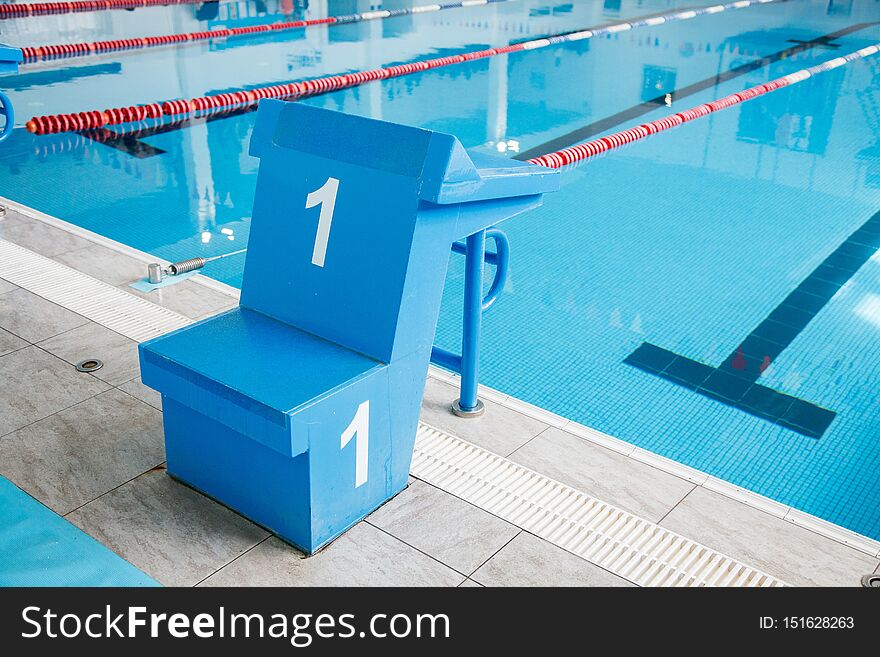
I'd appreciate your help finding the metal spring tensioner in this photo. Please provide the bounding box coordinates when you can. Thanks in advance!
[147,249,246,284]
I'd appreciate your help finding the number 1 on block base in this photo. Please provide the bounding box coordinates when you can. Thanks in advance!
[340,400,369,488]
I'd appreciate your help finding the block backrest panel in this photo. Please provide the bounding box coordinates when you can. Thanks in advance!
[242,101,464,363]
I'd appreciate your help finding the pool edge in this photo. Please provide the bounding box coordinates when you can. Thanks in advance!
[2,194,878,560]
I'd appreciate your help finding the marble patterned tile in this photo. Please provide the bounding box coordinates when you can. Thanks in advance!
[459,578,483,587]
[0,327,27,357]
[368,480,519,574]
[118,377,162,410]
[420,378,548,456]
[66,468,270,587]
[0,389,165,514]
[0,277,17,295]
[38,322,140,386]
[471,532,632,587]
[0,288,89,343]
[1,218,93,257]
[0,346,109,437]
[0,212,25,229]
[201,523,464,587]
[509,426,695,523]
[126,279,238,319]
[661,488,879,586]
[55,243,148,287]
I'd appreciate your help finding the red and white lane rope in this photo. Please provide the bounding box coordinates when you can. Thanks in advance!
[19,0,508,63]
[526,43,880,168]
[0,0,220,19]
[25,0,785,134]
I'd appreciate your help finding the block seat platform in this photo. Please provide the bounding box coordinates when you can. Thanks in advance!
[141,306,384,459]
[141,305,398,551]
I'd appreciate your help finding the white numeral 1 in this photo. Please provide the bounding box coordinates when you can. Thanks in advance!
[305,177,339,267]
[340,400,369,488]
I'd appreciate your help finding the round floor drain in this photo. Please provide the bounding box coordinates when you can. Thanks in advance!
[75,358,104,373]
[861,574,880,588]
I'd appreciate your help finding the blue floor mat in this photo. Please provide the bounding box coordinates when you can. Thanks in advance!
[0,476,158,587]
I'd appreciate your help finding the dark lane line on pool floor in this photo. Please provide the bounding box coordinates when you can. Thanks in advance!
[0,62,121,92]
[515,21,880,161]
[77,105,256,158]
[625,209,880,439]
[786,36,840,49]
[81,128,166,158]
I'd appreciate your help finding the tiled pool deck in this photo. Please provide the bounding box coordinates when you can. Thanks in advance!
[0,206,878,587]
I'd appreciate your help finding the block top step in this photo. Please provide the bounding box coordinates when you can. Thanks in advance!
[140,306,383,420]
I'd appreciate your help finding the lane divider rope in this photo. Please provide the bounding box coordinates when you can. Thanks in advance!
[24,0,785,135]
[526,43,880,168]
[1,0,227,19]
[19,0,508,63]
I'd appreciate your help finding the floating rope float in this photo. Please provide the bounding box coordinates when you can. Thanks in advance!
[19,0,509,63]
[0,0,224,19]
[527,44,880,168]
[24,0,788,135]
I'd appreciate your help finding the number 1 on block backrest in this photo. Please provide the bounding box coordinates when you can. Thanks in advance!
[305,177,339,268]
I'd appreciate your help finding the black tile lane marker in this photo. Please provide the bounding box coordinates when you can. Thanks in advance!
[76,104,258,157]
[79,127,166,158]
[787,36,840,49]
[515,22,878,162]
[624,209,880,439]
[0,62,122,92]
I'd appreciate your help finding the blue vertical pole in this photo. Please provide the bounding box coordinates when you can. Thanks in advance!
[453,229,486,417]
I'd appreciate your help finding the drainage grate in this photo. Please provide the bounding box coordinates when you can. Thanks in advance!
[411,424,787,587]
[0,240,192,342]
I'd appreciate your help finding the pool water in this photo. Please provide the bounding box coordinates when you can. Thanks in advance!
[2,0,880,540]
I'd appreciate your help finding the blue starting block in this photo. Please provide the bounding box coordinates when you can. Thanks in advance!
[0,44,21,144]
[139,100,559,554]
[0,43,21,75]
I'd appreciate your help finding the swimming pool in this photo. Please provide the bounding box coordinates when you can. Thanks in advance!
[2,0,879,541]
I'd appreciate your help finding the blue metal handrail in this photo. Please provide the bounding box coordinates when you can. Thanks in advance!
[0,44,23,144]
[431,227,509,416]
[0,91,14,144]
[479,229,509,311]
